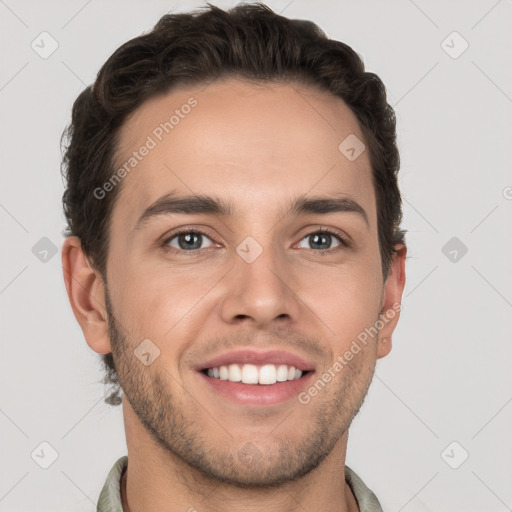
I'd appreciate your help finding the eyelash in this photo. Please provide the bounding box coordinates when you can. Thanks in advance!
[161,227,350,255]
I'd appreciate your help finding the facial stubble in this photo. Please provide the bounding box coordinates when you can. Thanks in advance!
[104,285,377,489]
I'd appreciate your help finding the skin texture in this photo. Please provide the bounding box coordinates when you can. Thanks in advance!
[62,79,406,512]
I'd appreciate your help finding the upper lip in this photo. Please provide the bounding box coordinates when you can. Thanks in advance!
[196,349,315,372]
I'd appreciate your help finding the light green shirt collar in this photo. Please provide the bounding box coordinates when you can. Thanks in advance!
[97,456,384,512]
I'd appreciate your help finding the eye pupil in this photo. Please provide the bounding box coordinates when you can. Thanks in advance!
[179,233,202,250]
[310,233,331,250]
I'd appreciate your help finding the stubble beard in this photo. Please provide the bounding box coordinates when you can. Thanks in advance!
[104,287,376,489]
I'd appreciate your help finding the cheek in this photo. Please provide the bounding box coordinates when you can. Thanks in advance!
[302,263,382,348]
[111,262,217,364]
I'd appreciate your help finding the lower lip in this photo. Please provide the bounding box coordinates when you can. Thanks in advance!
[198,371,315,407]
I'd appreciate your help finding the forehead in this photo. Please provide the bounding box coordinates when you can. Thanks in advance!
[112,79,375,226]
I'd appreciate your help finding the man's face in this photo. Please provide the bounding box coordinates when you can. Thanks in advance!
[103,79,400,486]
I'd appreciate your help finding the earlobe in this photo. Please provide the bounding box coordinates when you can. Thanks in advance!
[61,237,112,355]
[377,336,392,358]
[376,244,407,359]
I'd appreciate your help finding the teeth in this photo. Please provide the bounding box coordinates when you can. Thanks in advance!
[228,364,242,382]
[259,364,276,385]
[276,364,289,382]
[241,364,259,384]
[205,363,305,384]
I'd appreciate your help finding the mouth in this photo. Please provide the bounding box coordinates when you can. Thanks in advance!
[201,363,311,385]
[196,350,315,406]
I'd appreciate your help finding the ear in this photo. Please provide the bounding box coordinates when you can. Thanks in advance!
[62,236,112,355]
[376,243,407,359]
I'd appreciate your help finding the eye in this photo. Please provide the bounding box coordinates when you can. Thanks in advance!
[297,229,348,251]
[161,227,349,254]
[164,230,215,252]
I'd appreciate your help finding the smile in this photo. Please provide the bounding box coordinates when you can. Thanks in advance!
[196,349,316,406]
[203,363,306,385]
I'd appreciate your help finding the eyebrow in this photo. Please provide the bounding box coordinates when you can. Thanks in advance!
[134,192,369,230]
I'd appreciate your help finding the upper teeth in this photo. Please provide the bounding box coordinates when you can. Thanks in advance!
[206,364,303,385]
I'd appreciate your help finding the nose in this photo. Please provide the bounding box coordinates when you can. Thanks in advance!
[219,241,302,329]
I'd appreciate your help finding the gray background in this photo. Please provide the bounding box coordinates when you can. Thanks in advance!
[1,0,511,510]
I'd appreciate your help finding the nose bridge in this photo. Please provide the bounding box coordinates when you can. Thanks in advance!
[220,232,300,325]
